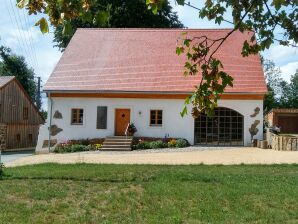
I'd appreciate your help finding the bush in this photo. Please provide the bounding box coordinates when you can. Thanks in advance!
[71,144,88,152]
[0,162,4,178]
[53,143,88,153]
[135,141,151,150]
[53,138,105,153]
[176,139,188,148]
[79,139,90,146]
[168,139,177,148]
[150,140,167,149]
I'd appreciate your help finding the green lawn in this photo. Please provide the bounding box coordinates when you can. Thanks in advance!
[0,164,298,224]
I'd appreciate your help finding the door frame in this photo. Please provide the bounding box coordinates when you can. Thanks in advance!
[114,108,131,136]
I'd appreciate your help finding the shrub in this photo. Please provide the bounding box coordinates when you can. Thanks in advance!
[0,162,4,178]
[135,141,150,149]
[53,143,87,153]
[176,139,188,148]
[168,139,177,148]
[150,140,167,149]
[79,139,90,146]
[71,144,88,152]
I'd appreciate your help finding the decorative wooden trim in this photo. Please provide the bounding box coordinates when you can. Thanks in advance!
[50,92,265,100]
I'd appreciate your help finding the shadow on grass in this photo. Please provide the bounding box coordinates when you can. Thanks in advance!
[0,174,157,183]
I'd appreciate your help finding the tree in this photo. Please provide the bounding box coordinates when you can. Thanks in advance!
[18,0,298,116]
[263,59,283,113]
[0,46,40,108]
[287,70,298,108]
[53,0,183,50]
[278,80,291,108]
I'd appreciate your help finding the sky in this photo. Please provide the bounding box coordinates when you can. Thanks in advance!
[0,0,297,93]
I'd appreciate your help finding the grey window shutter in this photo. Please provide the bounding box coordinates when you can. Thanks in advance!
[97,106,107,129]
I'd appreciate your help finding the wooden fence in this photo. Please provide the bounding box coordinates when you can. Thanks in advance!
[270,133,298,151]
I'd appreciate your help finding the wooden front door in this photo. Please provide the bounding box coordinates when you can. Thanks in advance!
[115,109,130,136]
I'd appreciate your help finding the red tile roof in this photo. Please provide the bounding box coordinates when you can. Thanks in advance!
[44,28,267,94]
[0,76,15,89]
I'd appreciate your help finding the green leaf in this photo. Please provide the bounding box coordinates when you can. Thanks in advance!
[176,46,184,55]
[35,18,49,34]
[62,22,72,36]
[17,0,29,8]
[176,0,185,6]
[183,39,191,47]
[94,11,109,26]
[180,106,188,117]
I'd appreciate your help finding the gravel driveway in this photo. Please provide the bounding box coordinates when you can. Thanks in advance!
[1,150,33,165]
[5,147,298,167]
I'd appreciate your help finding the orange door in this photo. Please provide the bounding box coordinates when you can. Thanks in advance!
[115,109,130,136]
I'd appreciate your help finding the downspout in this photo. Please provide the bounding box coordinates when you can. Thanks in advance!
[48,93,53,153]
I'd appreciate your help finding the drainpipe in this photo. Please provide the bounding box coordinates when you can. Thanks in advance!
[48,93,53,153]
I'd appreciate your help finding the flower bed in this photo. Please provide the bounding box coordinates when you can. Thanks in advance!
[53,138,104,153]
[132,137,189,150]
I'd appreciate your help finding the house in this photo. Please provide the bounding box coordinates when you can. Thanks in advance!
[0,76,44,151]
[266,109,298,133]
[39,28,267,149]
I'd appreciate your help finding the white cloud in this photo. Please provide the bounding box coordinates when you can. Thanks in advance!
[266,43,298,62]
[280,61,298,82]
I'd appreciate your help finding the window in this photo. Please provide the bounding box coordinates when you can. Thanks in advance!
[150,110,163,126]
[16,134,21,144]
[23,107,28,120]
[71,108,84,125]
[28,134,33,144]
[97,106,107,129]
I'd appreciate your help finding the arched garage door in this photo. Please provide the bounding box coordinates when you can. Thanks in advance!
[194,107,244,146]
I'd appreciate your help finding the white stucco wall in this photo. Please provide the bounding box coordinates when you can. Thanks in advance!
[37,97,263,148]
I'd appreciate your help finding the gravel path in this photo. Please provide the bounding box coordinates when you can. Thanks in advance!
[5,147,298,167]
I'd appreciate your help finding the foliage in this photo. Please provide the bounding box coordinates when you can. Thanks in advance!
[167,139,177,148]
[0,46,40,106]
[263,60,298,112]
[135,141,151,150]
[40,110,48,120]
[177,37,233,117]
[1,164,298,223]
[176,138,188,148]
[263,59,283,113]
[53,139,103,153]
[0,162,4,178]
[134,138,188,149]
[279,70,298,108]
[287,70,298,108]
[170,0,298,116]
[127,123,137,135]
[149,140,167,149]
[19,0,183,50]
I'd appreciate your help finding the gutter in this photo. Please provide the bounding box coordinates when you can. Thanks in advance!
[48,94,53,153]
[44,90,267,95]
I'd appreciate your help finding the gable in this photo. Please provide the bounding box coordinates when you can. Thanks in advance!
[0,78,44,125]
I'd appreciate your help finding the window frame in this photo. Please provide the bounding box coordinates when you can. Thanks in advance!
[96,106,108,129]
[71,108,84,125]
[150,110,163,126]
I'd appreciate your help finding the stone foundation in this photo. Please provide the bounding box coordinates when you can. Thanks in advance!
[0,124,7,151]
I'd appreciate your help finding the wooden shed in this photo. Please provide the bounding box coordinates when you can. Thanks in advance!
[266,109,298,134]
[0,76,44,151]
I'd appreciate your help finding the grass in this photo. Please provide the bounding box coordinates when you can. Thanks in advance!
[0,164,298,223]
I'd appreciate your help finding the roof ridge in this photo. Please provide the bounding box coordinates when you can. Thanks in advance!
[76,28,234,32]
